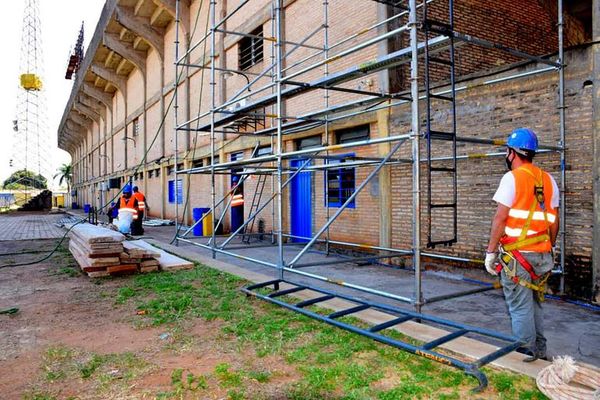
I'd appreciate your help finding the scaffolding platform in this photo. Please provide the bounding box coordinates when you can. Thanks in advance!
[243,278,523,392]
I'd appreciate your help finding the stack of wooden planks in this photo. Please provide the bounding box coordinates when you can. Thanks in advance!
[68,224,192,277]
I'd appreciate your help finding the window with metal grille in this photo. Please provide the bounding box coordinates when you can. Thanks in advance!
[155,168,161,178]
[335,124,370,144]
[192,159,203,169]
[238,27,264,70]
[257,146,272,156]
[168,179,183,204]
[296,135,322,150]
[133,118,140,136]
[148,170,154,179]
[326,154,355,208]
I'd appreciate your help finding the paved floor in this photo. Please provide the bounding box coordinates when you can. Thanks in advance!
[0,212,70,241]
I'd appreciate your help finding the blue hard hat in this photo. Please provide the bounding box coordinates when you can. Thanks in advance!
[507,128,538,154]
[123,184,133,194]
[133,186,139,192]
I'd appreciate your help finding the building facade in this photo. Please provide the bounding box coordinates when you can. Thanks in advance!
[58,0,599,302]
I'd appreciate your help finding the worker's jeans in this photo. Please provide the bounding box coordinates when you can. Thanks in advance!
[501,252,553,357]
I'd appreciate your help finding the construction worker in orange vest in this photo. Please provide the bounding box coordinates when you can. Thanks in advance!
[485,128,560,362]
[131,186,145,235]
[114,184,142,235]
[133,186,147,217]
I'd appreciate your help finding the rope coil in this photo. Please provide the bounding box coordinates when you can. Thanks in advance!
[536,356,600,400]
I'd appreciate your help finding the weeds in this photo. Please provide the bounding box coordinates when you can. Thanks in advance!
[105,263,546,399]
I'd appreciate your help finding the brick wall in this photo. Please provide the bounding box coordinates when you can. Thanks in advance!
[389,46,594,299]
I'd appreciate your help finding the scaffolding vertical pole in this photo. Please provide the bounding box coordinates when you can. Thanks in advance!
[323,0,331,256]
[557,0,566,294]
[173,0,181,245]
[210,0,217,258]
[270,1,277,245]
[275,0,285,278]
[410,0,422,312]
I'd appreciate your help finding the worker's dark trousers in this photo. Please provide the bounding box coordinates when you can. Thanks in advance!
[501,252,553,358]
[130,212,144,235]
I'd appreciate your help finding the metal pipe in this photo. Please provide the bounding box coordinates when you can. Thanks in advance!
[282,233,414,255]
[173,0,181,244]
[181,134,412,173]
[323,0,331,256]
[219,158,313,249]
[294,253,410,269]
[217,66,557,141]
[288,139,408,267]
[178,237,278,267]
[282,24,409,84]
[270,1,276,245]
[222,24,325,110]
[424,285,498,305]
[280,267,414,303]
[410,0,422,313]
[281,1,430,75]
[216,28,323,51]
[210,0,217,258]
[177,0,252,64]
[557,0,566,295]
[275,0,285,280]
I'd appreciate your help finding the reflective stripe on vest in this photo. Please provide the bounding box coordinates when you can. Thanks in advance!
[133,192,146,210]
[120,197,139,219]
[504,165,557,252]
[231,194,244,207]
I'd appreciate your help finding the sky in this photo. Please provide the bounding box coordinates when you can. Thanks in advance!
[0,0,106,188]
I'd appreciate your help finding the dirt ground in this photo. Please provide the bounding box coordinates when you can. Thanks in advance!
[0,239,295,399]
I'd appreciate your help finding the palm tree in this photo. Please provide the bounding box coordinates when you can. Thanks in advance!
[54,163,73,193]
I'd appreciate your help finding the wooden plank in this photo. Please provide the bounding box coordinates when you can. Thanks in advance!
[123,240,160,258]
[107,264,138,275]
[140,265,159,273]
[69,234,122,256]
[68,223,125,244]
[126,240,194,271]
[69,241,120,269]
[140,259,159,267]
[87,271,110,278]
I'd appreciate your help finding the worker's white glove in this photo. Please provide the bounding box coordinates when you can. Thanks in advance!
[484,252,498,276]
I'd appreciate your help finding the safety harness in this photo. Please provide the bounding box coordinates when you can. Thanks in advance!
[495,168,552,301]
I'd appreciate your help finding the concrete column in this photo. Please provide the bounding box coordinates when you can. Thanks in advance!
[377,4,392,250]
[377,109,392,250]
[592,0,600,304]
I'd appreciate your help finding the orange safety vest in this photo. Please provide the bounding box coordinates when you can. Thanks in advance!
[120,196,139,220]
[503,164,557,252]
[231,194,244,207]
[133,192,146,211]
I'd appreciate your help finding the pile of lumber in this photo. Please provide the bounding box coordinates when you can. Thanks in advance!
[67,224,192,277]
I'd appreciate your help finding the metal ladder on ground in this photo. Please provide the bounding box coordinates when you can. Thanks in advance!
[423,0,458,248]
[242,172,268,244]
[243,279,522,392]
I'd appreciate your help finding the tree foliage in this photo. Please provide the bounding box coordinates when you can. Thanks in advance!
[2,169,48,190]
[54,163,73,191]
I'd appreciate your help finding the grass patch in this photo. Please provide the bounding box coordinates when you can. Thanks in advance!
[110,263,544,399]
[39,345,150,396]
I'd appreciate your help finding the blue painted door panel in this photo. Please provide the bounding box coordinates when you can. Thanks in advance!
[290,159,312,242]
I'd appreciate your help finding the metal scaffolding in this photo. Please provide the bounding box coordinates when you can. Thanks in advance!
[172,0,566,388]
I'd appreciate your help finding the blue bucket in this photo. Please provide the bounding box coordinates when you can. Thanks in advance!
[83,204,91,213]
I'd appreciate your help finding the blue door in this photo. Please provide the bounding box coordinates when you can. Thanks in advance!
[290,159,312,242]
